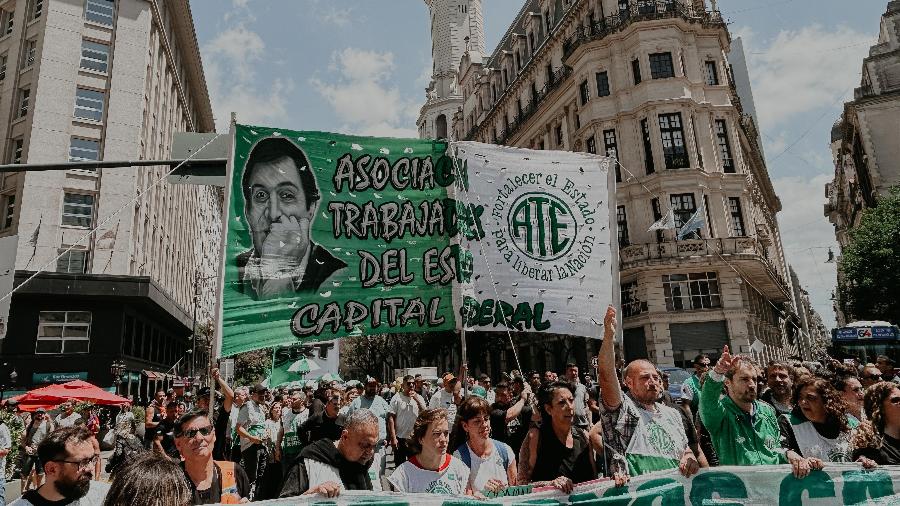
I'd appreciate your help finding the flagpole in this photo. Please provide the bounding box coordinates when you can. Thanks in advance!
[460,327,468,397]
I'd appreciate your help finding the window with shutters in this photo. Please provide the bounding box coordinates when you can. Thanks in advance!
[715,119,735,173]
[659,112,688,169]
[18,88,30,118]
[56,249,87,273]
[61,193,94,228]
[649,52,675,79]
[663,272,721,311]
[36,311,91,354]
[22,38,36,68]
[31,0,42,19]
[80,40,109,73]
[641,118,654,174]
[84,0,114,25]
[729,197,746,237]
[579,79,589,105]
[10,138,22,164]
[2,193,14,228]
[603,129,621,182]
[617,205,629,247]
[705,60,720,85]
[69,137,100,162]
[1,9,13,36]
[670,193,696,231]
[74,87,105,122]
[596,71,610,97]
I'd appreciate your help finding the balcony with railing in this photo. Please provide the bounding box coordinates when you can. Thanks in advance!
[562,1,726,60]
[619,237,790,301]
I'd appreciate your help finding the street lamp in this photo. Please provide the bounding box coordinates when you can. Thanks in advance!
[109,360,126,395]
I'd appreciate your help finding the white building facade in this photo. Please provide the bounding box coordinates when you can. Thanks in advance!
[422,0,818,371]
[0,0,220,396]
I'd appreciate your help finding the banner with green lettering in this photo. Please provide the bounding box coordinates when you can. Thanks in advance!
[218,125,616,356]
[225,464,899,505]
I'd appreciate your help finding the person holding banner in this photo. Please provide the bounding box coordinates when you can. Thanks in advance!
[237,137,347,299]
[778,375,861,463]
[700,345,824,477]
[388,408,470,495]
[596,306,698,480]
[852,381,900,466]
[517,381,598,493]
[279,409,378,498]
[453,396,517,496]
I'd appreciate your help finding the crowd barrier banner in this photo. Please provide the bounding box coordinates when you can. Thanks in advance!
[219,125,614,356]
[244,464,900,505]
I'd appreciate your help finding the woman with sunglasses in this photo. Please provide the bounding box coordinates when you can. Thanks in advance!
[852,382,900,466]
[452,396,516,496]
[388,408,470,495]
[778,375,859,464]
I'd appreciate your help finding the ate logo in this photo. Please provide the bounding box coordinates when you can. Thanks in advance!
[507,192,577,261]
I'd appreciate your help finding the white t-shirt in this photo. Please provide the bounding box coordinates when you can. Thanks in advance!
[428,389,458,421]
[452,440,514,493]
[0,422,10,481]
[390,392,422,439]
[388,455,470,495]
[55,412,81,428]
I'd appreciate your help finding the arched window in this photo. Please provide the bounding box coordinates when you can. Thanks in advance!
[436,114,448,139]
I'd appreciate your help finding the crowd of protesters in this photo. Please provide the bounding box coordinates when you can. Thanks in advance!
[6,307,900,504]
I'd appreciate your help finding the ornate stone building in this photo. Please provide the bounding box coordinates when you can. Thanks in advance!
[422,0,817,370]
[826,1,900,326]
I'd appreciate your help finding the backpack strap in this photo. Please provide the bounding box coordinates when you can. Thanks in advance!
[457,443,472,468]
[493,439,509,470]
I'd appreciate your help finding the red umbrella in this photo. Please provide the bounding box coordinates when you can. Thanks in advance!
[5,380,130,411]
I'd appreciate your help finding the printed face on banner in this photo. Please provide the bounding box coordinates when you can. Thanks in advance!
[220,125,616,357]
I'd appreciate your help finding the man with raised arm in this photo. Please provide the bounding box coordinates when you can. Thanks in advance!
[699,345,823,478]
[597,306,699,479]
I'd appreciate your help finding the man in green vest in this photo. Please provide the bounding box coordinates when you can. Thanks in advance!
[700,345,824,478]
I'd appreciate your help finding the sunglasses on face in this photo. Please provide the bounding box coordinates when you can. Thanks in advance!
[177,426,213,438]
[890,396,900,405]
[866,374,883,380]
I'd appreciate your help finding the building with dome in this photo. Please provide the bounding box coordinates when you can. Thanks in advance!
[420,0,827,372]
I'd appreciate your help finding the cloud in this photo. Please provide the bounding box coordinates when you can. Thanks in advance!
[300,0,357,27]
[773,174,839,327]
[321,6,354,27]
[311,48,419,137]
[737,24,873,129]
[201,25,294,131]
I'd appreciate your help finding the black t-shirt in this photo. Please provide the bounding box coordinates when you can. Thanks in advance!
[853,433,900,465]
[300,412,344,444]
[158,418,180,459]
[20,490,74,506]
[490,403,509,443]
[182,462,251,505]
[212,405,229,461]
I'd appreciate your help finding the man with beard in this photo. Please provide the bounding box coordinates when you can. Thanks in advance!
[175,411,250,504]
[280,409,378,498]
[700,346,822,478]
[759,360,796,415]
[11,427,110,505]
[597,306,698,479]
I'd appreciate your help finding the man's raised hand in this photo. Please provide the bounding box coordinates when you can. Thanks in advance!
[713,345,736,375]
[603,305,617,340]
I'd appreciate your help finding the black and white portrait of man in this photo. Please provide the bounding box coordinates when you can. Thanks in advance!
[236,137,346,299]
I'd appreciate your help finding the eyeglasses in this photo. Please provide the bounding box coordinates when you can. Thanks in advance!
[176,426,213,438]
[865,374,883,380]
[54,455,98,470]
[890,396,900,405]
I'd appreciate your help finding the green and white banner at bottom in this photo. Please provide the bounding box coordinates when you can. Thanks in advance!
[243,464,900,505]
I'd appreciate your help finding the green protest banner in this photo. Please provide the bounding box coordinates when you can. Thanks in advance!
[220,125,458,356]
[223,464,900,505]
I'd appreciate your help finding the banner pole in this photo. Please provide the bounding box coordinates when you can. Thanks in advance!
[460,327,468,397]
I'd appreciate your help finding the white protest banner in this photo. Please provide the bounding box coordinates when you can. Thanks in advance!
[451,142,616,338]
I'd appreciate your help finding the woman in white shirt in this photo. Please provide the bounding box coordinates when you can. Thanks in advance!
[388,408,470,495]
[452,396,517,496]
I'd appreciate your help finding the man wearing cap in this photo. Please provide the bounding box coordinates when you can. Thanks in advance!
[346,377,390,491]
[236,384,269,493]
[429,373,463,421]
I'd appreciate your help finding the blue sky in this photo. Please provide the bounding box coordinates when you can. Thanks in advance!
[191,0,888,328]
